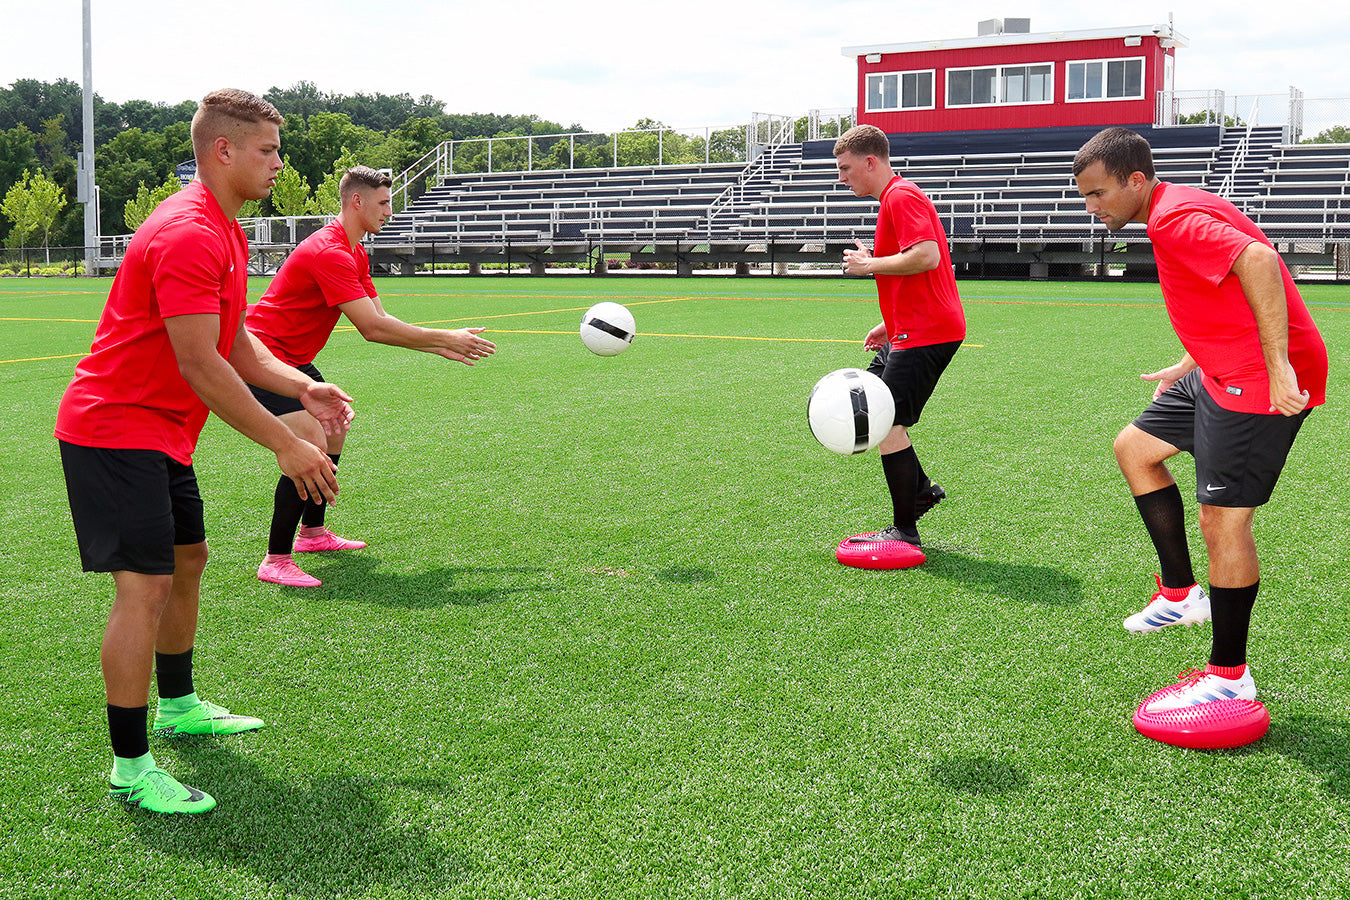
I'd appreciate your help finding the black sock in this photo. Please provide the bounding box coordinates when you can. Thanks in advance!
[915,456,931,491]
[269,475,308,555]
[882,447,919,534]
[107,704,149,760]
[1209,581,1259,669]
[300,454,340,529]
[1133,485,1195,589]
[155,648,194,700]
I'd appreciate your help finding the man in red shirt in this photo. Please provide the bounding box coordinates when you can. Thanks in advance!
[56,89,355,814]
[246,166,496,587]
[834,125,966,559]
[1074,127,1327,714]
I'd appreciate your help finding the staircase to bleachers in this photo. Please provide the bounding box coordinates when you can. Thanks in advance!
[1204,125,1284,199]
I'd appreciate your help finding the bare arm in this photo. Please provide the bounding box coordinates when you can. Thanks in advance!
[1232,242,1308,415]
[165,313,341,503]
[340,296,497,365]
[843,239,941,278]
[1140,352,1199,400]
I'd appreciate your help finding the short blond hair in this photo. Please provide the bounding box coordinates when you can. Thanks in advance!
[834,124,890,160]
[191,89,283,160]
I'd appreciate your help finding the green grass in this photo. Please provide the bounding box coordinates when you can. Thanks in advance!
[3,274,1349,899]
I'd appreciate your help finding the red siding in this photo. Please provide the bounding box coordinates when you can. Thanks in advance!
[857,36,1173,133]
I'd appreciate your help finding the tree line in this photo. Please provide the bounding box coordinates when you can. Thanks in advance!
[0,78,672,248]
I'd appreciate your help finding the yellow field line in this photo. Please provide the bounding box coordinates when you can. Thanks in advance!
[480,328,985,347]
[0,353,85,365]
[0,316,99,323]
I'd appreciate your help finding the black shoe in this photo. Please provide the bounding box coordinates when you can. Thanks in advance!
[915,482,946,519]
[848,525,921,548]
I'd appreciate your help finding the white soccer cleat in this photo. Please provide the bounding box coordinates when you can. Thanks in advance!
[1143,667,1257,713]
[1124,576,1211,633]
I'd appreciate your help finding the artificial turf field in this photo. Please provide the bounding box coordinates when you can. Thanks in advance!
[2,273,1349,900]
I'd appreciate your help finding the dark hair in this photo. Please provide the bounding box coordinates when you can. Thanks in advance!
[1073,127,1155,182]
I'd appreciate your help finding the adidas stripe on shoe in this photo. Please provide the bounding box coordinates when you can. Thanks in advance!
[1143,667,1258,713]
[1124,576,1210,633]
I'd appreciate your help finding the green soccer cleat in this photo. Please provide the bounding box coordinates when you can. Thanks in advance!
[110,767,216,814]
[153,699,265,737]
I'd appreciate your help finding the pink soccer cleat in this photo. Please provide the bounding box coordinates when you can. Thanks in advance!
[293,528,367,553]
[257,555,322,587]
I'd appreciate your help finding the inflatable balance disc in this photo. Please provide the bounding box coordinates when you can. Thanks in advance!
[836,534,926,570]
[1132,697,1270,750]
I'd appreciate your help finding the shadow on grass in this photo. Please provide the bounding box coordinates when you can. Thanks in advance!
[279,553,547,608]
[920,547,1083,606]
[121,741,466,898]
[1271,714,1350,801]
[656,566,715,584]
[927,753,1028,795]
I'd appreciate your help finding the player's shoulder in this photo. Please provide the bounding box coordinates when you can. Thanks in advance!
[138,189,234,258]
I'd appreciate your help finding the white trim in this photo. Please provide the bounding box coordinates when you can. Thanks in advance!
[945,62,1056,108]
[1065,56,1145,103]
[843,23,1188,58]
[866,69,937,112]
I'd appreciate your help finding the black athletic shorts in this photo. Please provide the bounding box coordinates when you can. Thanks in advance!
[247,361,324,417]
[867,340,962,428]
[58,442,206,574]
[1132,369,1311,508]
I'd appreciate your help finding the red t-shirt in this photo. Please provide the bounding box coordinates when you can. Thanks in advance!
[1147,182,1328,414]
[54,181,249,465]
[247,219,376,366]
[874,176,966,350]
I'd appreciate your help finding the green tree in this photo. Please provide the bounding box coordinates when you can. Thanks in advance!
[123,173,180,230]
[270,158,313,217]
[3,168,68,257]
[95,125,190,235]
[308,147,362,216]
[1306,125,1350,144]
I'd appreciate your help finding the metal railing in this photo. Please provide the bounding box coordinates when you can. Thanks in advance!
[1217,99,1261,198]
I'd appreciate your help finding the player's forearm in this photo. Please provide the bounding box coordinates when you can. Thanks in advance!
[865,241,941,277]
[179,354,309,453]
[1233,243,1292,370]
[359,315,449,353]
[230,332,318,398]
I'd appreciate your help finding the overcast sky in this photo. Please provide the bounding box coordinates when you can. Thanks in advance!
[2,0,1347,134]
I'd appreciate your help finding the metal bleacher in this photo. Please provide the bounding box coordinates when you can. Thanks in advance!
[1243,141,1350,239]
[370,123,1350,277]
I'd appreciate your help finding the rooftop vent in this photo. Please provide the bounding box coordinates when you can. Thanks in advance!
[978,17,1031,35]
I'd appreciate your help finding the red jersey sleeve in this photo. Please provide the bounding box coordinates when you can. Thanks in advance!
[312,244,376,307]
[148,218,234,318]
[889,191,942,253]
[1151,207,1257,288]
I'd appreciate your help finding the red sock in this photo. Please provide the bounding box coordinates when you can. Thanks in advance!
[1205,662,1246,679]
[1159,582,1195,601]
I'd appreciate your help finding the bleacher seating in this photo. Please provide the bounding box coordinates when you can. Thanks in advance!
[372,125,1350,273]
[1243,142,1350,239]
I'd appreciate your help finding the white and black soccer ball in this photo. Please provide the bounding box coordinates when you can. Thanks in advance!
[807,368,896,455]
[580,302,636,356]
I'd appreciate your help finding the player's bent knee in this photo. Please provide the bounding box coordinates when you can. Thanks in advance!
[280,409,326,449]
[1114,424,1174,469]
[173,541,209,574]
